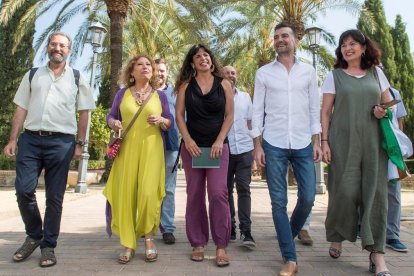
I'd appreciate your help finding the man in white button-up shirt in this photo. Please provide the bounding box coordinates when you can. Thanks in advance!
[251,23,322,276]
[3,32,95,268]
[223,66,255,248]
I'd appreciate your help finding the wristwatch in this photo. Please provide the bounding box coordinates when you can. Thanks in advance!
[75,139,86,146]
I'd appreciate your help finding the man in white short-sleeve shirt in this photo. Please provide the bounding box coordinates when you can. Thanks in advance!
[3,32,95,267]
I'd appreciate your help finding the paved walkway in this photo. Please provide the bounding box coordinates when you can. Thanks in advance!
[0,171,413,276]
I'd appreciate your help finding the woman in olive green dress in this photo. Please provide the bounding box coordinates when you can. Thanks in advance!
[321,30,392,276]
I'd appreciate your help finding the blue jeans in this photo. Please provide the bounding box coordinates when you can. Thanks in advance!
[387,180,401,240]
[263,140,316,262]
[160,150,178,233]
[15,131,75,249]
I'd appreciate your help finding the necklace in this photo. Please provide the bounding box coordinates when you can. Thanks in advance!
[132,86,152,105]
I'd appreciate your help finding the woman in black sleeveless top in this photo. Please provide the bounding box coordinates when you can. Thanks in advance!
[175,44,234,267]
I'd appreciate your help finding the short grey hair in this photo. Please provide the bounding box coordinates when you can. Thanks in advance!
[47,32,72,49]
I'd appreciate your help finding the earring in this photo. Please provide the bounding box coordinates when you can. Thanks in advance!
[361,52,366,57]
[210,64,215,72]
[129,77,135,83]
[192,67,197,77]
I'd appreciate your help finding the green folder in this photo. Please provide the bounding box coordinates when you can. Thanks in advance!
[192,147,221,168]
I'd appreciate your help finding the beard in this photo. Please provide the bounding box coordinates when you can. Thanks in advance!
[48,52,67,64]
[158,77,167,87]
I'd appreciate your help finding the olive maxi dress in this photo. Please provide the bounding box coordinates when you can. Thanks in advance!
[325,68,388,252]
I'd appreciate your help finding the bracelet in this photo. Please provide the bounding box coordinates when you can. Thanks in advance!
[321,139,328,141]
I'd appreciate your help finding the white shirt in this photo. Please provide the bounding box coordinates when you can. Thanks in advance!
[389,88,407,119]
[251,59,321,149]
[228,89,254,154]
[14,64,96,135]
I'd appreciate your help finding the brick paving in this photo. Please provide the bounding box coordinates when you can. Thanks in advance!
[0,171,413,275]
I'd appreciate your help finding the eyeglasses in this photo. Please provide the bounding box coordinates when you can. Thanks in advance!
[49,42,69,49]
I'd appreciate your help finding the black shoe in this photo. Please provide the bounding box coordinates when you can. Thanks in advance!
[240,231,256,248]
[162,233,175,244]
[230,228,237,242]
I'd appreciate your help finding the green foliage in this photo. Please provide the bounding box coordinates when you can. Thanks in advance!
[97,75,112,109]
[391,15,414,141]
[0,155,16,170]
[70,160,106,170]
[357,0,397,84]
[89,104,111,160]
[0,0,35,147]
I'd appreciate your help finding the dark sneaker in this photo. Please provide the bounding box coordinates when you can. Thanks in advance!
[298,230,313,246]
[240,231,256,248]
[386,239,408,252]
[162,233,176,245]
[230,227,237,242]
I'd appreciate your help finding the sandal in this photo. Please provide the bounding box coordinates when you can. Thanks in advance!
[329,243,342,259]
[191,247,204,262]
[13,236,41,262]
[118,248,135,264]
[145,238,158,262]
[216,248,230,267]
[39,247,57,268]
[369,252,392,276]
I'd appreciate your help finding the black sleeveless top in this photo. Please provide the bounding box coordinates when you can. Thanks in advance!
[185,75,228,147]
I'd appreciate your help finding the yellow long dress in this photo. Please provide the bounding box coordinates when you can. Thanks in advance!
[103,90,165,250]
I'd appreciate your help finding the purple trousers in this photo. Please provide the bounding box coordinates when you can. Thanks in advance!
[181,144,231,248]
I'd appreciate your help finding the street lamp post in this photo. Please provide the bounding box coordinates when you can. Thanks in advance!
[305,26,326,194]
[75,22,107,193]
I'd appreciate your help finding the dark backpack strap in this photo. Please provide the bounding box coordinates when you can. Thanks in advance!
[29,67,39,93]
[172,139,183,173]
[72,69,80,91]
[389,87,396,99]
[29,67,39,83]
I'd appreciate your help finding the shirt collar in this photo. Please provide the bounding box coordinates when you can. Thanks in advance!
[46,62,68,73]
[273,56,299,65]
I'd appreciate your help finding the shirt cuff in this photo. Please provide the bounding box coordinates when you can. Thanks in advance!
[310,123,322,135]
[249,127,262,139]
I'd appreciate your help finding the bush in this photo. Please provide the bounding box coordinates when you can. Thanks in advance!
[0,155,16,170]
[70,160,106,170]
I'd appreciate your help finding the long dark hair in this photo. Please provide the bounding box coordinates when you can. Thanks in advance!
[174,44,222,92]
[333,29,381,70]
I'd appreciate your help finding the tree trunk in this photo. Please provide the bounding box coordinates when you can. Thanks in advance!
[107,12,125,103]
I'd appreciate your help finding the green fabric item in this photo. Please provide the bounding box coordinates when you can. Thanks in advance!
[379,109,406,172]
[326,68,387,253]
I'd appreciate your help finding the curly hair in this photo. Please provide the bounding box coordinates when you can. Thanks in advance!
[118,54,158,88]
[334,29,381,70]
[174,44,222,92]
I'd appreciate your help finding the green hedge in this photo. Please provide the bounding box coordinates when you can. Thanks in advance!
[0,155,16,170]
[0,156,105,170]
[70,160,106,170]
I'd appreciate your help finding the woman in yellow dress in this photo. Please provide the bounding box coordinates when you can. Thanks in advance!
[104,54,173,264]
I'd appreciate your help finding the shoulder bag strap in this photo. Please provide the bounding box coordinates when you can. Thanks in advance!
[120,91,154,139]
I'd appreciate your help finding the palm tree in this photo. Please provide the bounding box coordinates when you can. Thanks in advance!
[103,0,131,101]
[0,0,220,102]
[0,0,133,101]
[215,0,353,93]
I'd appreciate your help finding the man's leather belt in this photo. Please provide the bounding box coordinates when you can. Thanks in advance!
[25,129,67,136]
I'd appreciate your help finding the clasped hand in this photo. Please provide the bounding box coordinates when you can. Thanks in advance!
[147,114,164,126]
